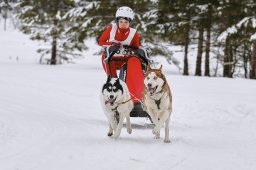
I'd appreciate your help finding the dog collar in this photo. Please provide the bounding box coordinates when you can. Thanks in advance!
[111,106,118,112]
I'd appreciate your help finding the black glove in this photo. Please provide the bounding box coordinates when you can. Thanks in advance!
[109,42,121,53]
[112,42,122,48]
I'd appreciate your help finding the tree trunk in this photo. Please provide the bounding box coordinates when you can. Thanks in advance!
[223,38,233,78]
[183,11,191,76]
[51,30,57,65]
[223,38,229,77]
[183,23,190,75]
[243,43,248,78]
[204,6,212,77]
[195,22,204,76]
[50,0,60,65]
[250,42,256,79]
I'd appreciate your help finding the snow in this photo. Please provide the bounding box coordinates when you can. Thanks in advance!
[218,17,256,42]
[217,26,237,42]
[1,28,256,170]
[250,33,256,41]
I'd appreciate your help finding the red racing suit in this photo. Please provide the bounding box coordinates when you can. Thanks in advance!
[98,23,144,103]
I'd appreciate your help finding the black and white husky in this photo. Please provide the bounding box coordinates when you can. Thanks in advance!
[100,77,133,138]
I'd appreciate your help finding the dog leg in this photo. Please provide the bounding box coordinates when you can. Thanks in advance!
[164,114,171,143]
[147,111,161,139]
[151,113,160,135]
[152,126,160,139]
[107,123,113,137]
[108,114,117,132]
[153,111,170,137]
[126,115,132,134]
[146,110,158,134]
[113,114,125,138]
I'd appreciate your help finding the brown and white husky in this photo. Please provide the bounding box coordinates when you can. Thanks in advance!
[143,65,172,143]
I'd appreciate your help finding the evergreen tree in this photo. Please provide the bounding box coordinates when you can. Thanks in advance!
[64,0,118,51]
[0,0,15,30]
[157,0,194,75]
[216,0,246,77]
[193,1,219,76]
[217,0,256,78]
[17,0,76,65]
[11,0,256,78]
[63,1,99,52]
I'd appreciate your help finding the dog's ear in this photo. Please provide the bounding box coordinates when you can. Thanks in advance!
[147,64,152,72]
[158,64,163,74]
[116,78,120,83]
[107,75,111,83]
[115,78,121,86]
[159,64,163,70]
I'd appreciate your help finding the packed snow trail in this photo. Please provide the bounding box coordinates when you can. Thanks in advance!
[1,31,256,170]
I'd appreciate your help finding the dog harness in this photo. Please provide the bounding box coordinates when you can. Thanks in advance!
[109,98,132,124]
[150,78,167,110]
[155,98,161,110]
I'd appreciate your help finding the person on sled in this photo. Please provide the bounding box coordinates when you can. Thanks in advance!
[98,6,149,115]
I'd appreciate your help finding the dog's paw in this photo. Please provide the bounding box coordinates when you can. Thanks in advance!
[164,138,171,143]
[153,132,160,139]
[113,135,120,139]
[107,132,113,137]
[127,128,132,134]
[113,132,121,139]
[153,136,160,139]
[152,127,159,135]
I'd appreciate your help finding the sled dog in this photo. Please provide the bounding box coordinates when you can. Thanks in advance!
[143,65,172,143]
[101,76,133,138]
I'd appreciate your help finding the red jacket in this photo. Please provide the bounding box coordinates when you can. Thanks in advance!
[98,24,144,103]
[98,24,140,48]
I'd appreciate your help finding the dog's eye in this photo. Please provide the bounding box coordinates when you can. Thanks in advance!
[153,76,157,80]
[113,86,118,92]
[107,86,112,92]
[147,77,149,80]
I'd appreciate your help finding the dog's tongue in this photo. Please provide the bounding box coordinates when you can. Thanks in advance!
[148,86,157,96]
[105,98,115,105]
[149,87,154,92]
[150,87,156,93]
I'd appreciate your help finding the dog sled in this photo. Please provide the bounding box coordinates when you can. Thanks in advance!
[103,44,153,118]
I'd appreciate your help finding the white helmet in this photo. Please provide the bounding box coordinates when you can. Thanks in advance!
[115,6,134,21]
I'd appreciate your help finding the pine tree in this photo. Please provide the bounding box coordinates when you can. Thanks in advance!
[157,0,194,75]
[17,0,76,65]
[194,1,219,76]
[216,0,256,78]
[0,0,14,30]
[217,0,246,77]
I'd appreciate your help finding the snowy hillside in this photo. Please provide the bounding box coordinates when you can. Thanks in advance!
[1,30,256,170]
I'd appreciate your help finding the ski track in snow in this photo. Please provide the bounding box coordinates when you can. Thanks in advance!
[1,31,256,170]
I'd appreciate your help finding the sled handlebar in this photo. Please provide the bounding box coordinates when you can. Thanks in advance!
[103,45,152,64]
[103,45,137,63]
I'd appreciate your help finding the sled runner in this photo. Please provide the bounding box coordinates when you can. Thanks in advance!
[103,45,153,118]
